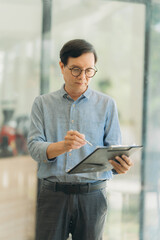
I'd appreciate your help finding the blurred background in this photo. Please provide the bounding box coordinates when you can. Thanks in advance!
[0,0,160,239]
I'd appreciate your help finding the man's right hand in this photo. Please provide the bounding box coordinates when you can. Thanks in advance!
[46,130,86,160]
[64,130,86,152]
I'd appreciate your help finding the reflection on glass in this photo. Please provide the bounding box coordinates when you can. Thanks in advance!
[142,3,160,240]
[0,111,29,157]
[0,1,41,240]
[0,0,159,239]
[51,1,144,240]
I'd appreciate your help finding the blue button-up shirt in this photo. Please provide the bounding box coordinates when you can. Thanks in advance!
[27,85,122,182]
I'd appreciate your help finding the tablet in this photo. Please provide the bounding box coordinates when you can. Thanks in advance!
[67,145,143,174]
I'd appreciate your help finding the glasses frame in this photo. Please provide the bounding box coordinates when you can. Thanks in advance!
[66,65,98,78]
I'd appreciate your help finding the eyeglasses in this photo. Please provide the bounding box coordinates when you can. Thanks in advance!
[66,65,97,78]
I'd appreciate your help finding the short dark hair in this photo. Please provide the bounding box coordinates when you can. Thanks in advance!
[60,39,97,66]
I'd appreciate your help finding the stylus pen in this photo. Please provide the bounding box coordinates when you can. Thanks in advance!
[85,139,93,146]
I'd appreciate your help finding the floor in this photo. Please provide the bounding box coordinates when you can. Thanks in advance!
[0,156,37,240]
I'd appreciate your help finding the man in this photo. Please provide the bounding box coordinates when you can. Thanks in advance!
[27,39,133,240]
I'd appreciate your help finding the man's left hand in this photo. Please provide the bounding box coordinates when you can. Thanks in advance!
[109,155,133,174]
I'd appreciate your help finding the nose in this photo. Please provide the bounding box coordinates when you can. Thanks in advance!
[78,70,86,79]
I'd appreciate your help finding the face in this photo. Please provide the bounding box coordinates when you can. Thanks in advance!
[59,52,95,98]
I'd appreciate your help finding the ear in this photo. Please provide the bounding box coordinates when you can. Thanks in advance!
[59,61,65,74]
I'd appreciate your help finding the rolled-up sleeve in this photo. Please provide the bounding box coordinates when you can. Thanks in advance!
[27,97,56,163]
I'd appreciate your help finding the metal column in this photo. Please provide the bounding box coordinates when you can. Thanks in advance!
[40,0,52,94]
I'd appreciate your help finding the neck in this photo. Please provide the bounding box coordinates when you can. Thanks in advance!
[64,86,88,101]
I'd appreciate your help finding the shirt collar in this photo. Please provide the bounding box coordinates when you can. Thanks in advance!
[82,87,92,99]
[60,84,92,100]
[60,84,68,98]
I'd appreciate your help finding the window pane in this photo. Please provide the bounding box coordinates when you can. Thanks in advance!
[51,1,145,239]
[142,2,160,240]
[0,1,41,239]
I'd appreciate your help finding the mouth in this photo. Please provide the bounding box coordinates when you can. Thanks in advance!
[75,82,84,85]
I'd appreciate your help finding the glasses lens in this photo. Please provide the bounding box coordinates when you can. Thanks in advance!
[85,68,96,77]
[70,67,97,77]
[71,68,81,77]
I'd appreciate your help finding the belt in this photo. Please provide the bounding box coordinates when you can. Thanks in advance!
[42,179,107,194]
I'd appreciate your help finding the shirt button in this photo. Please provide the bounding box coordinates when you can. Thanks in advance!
[69,153,72,156]
[43,159,47,163]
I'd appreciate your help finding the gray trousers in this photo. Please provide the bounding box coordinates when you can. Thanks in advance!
[36,180,108,240]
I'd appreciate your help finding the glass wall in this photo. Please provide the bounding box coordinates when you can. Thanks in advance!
[0,1,41,239]
[141,1,160,239]
[0,1,160,240]
[49,0,160,240]
[50,1,144,239]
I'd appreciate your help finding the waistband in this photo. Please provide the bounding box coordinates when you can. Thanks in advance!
[42,179,107,194]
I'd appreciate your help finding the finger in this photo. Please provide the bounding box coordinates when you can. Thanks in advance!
[109,158,131,174]
[66,139,85,148]
[64,136,86,151]
[65,131,86,144]
[70,130,85,141]
[115,156,133,168]
[121,155,133,166]
[109,160,128,174]
[65,134,86,145]
[109,159,121,169]
[64,141,82,152]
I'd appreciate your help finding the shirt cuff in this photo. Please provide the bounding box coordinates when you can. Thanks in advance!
[112,169,118,175]
[38,142,57,163]
[47,157,57,162]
